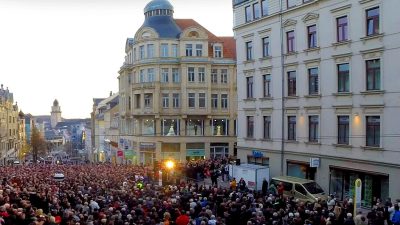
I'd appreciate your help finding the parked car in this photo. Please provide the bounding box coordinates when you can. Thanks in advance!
[270,176,327,203]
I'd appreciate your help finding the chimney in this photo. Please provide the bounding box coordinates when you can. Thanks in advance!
[110,91,113,97]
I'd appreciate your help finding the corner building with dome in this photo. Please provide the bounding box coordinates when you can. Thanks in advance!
[118,0,237,165]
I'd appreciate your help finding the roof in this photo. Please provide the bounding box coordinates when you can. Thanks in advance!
[142,15,182,38]
[174,19,236,59]
[272,176,315,183]
[144,0,174,13]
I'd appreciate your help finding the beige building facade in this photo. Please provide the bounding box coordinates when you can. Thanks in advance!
[0,85,24,164]
[234,0,400,205]
[119,0,237,165]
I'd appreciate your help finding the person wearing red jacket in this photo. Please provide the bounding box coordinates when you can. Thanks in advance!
[176,210,190,225]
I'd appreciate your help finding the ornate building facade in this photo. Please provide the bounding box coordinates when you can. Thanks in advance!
[118,0,237,165]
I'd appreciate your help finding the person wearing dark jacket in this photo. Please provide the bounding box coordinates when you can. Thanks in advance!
[262,178,269,196]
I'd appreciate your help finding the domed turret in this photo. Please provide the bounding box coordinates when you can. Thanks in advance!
[53,99,59,107]
[144,0,174,18]
[140,0,181,39]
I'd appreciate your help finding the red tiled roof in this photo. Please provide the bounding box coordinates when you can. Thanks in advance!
[174,19,236,60]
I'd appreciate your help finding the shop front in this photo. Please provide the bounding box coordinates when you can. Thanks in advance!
[161,143,181,161]
[287,160,316,180]
[186,143,205,161]
[329,166,389,208]
[210,143,229,159]
[139,142,156,166]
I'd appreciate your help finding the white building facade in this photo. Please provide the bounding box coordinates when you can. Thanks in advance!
[234,0,400,206]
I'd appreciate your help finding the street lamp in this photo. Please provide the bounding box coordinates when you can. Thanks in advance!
[53,172,64,197]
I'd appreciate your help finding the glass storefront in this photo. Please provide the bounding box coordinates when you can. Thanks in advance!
[329,167,389,208]
[161,119,180,136]
[186,143,205,161]
[186,119,204,136]
[287,161,316,180]
[211,119,228,136]
[210,143,229,159]
[142,119,155,136]
[161,143,180,161]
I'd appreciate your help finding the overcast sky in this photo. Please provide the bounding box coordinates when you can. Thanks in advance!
[0,0,234,119]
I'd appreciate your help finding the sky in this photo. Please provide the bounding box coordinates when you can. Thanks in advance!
[0,0,234,119]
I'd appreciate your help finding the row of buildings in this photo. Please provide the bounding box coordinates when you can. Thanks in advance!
[0,84,25,164]
[90,0,400,203]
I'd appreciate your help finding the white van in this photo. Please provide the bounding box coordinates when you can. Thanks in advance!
[270,176,327,203]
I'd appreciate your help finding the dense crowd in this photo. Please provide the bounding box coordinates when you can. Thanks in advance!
[0,163,399,225]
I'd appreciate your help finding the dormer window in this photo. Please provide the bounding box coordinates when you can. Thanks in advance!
[214,45,223,58]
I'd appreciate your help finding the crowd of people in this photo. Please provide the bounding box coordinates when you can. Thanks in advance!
[0,163,399,225]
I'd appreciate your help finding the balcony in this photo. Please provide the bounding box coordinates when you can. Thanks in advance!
[132,82,156,90]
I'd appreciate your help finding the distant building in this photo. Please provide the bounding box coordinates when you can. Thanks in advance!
[51,99,62,128]
[0,84,23,164]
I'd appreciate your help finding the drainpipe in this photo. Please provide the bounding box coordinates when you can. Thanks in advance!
[279,0,285,176]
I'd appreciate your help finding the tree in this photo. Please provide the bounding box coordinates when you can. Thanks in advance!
[18,141,31,161]
[31,126,47,163]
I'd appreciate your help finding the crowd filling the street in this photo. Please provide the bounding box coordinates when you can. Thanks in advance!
[0,161,400,225]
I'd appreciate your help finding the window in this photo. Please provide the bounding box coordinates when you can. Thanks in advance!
[338,64,350,92]
[139,45,145,59]
[253,2,260,19]
[337,16,348,42]
[187,119,204,136]
[247,116,254,138]
[246,76,254,98]
[366,7,379,36]
[172,68,180,83]
[246,41,253,60]
[212,119,228,136]
[198,93,206,108]
[142,119,156,135]
[135,94,141,108]
[287,0,296,8]
[214,46,222,58]
[309,116,319,142]
[198,67,205,83]
[144,93,152,108]
[262,37,270,57]
[295,184,308,196]
[307,25,317,48]
[161,119,179,136]
[172,44,178,57]
[288,116,296,141]
[221,94,228,109]
[286,31,295,53]
[186,44,193,56]
[162,94,169,108]
[133,48,136,61]
[196,44,203,56]
[211,69,218,83]
[147,44,154,58]
[139,69,145,83]
[245,5,253,22]
[128,96,131,110]
[211,94,218,109]
[188,67,195,82]
[188,93,195,108]
[287,71,296,96]
[366,59,380,91]
[221,69,228,84]
[161,68,169,83]
[366,116,380,147]
[263,116,271,139]
[161,44,169,57]
[261,0,268,16]
[173,93,180,108]
[338,116,349,145]
[147,68,154,82]
[263,74,271,97]
[308,68,319,95]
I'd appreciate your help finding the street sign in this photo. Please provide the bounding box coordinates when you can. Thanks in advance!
[309,158,320,168]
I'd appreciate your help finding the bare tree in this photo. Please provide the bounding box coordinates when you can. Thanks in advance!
[31,126,47,163]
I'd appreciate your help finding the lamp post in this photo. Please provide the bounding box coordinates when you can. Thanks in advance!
[53,172,64,198]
